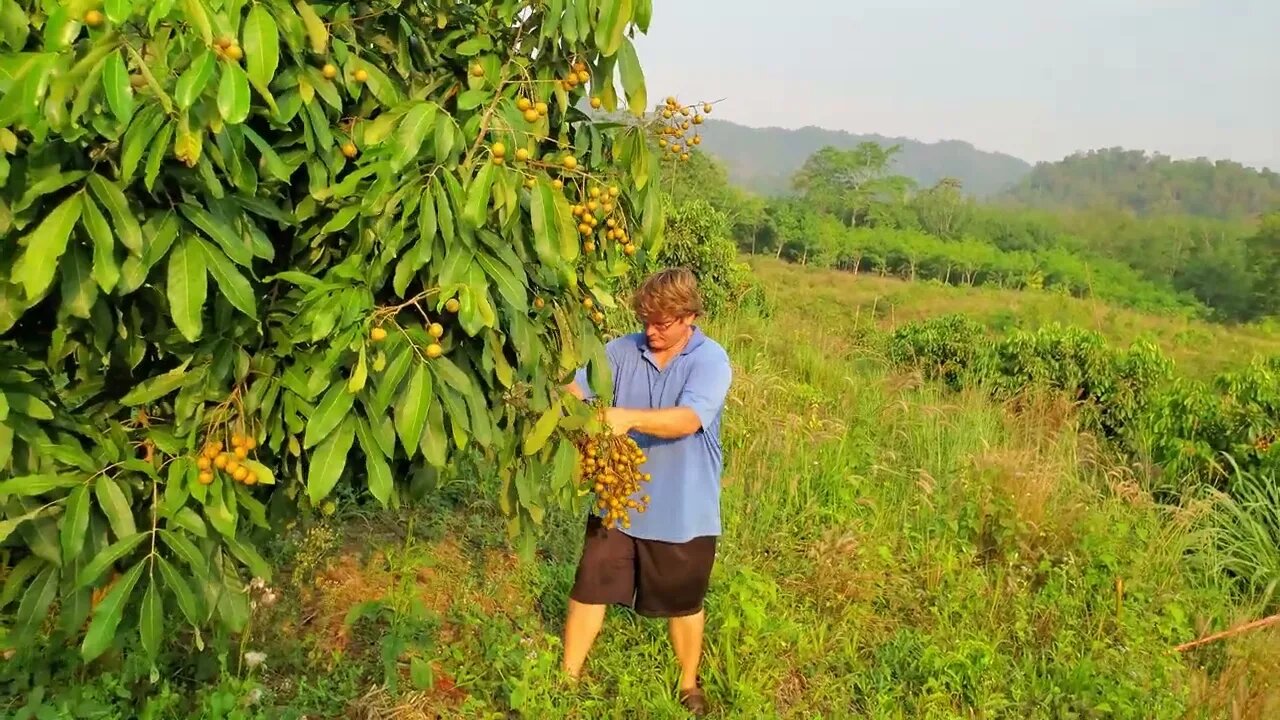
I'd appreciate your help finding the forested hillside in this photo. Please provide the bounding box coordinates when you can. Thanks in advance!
[1000,148,1280,219]
[692,118,1032,197]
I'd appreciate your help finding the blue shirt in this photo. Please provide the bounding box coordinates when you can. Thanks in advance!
[573,327,732,543]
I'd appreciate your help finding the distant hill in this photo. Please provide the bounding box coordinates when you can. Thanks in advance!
[998,147,1280,220]
[691,119,1033,198]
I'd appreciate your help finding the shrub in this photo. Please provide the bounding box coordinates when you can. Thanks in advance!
[650,199,758,318]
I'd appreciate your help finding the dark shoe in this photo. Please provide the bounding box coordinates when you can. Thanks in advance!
[679,687,709,716]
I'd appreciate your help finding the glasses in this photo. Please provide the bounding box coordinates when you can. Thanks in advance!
[642,317,682,333]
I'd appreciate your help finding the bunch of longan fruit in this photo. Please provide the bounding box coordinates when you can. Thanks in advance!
[195,433,260,486]
[654,96,712,162]
[577,433,652,530]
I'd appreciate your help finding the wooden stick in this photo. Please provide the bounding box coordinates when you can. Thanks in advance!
[1174,612,1280,652]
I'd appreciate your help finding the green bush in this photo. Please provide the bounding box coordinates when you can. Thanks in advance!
[652,199,759,317]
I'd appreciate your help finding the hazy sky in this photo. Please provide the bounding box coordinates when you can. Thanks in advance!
[631,0,1280,169]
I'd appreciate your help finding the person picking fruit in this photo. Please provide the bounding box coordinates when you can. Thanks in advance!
[561,267,733,717]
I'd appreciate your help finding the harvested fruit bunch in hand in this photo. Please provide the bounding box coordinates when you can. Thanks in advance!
[576,432,652,530]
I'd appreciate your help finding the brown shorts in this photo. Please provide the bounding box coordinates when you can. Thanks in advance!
[568,514,717,618]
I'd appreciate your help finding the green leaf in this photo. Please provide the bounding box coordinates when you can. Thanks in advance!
[121,107,167,183]
[0,473,82,496]
[7,393,53,420]
[145,121,175,192]
[76,531,147,588]
[217,61,251,124]
[616,38,647,117]
[595,0,632,56]
[121,362,191,406]
[476,251,528,312]
[463,161,497,228]
[60,244,97,319]
[523,399,562,455]
[159,529,208,579]
[95,476,136,540]
[349,346,368,393]
[157,556,201,626]
[365,448,392,507]
[87,174,143,256]
[60,484,91,563]
[421,400,448,467]
[183,0,213,46]
[529,180,560,265]
[241,125,292,181]
[194,237,257,319]
[102,50,134,123]
[176,50,216,109]
[105,0,131,23]
[179,204,250,266]
[394,364,431,458]
[12,192,82,300]
[456,88,488,111]
[167,237,207,342]
[139,575,163,659]
[14,565,59,643]
[434,113,456,162]
[373,345,412,414]
[0,390,7,421]
[243,5,280,96]
[170,506,208,535]
[391,102,437,172]
[307,416,355,503]
[225,534,271,580]
[81,194,120,293]
[294,0,328,53]
[305,381,356,449]
[81,560,144,661]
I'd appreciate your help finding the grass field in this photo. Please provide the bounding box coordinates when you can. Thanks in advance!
[748,257,1280,379]
[21,263,1280,719]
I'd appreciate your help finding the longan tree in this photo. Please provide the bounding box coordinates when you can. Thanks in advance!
[0,0,706,668]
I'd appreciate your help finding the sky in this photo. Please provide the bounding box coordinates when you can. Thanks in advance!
[630,0,1280,170]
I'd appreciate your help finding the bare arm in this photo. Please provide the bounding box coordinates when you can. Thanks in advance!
[603,406,701,439]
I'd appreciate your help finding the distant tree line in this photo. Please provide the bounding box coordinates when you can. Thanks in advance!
[663,142,1280,322]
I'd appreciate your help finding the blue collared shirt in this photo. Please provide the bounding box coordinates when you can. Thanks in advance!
[573,326,732,543]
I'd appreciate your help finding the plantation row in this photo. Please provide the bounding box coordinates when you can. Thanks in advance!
[779,224,1203,316]
[888,315,1279,495]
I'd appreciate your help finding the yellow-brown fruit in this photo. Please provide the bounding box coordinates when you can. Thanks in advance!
[592,311,604,323]
[235,446,249,460]
[658,139,667,148]
[492,156,505,166]
[681,153,690,162]
[245,437,257,451]
[662,109,673,119]
[231,434,245,448]
[322,63,338,79]
[197,457,212,471]
[693,114,704,125]
[578,223,592,235]
[426,343,443,359]
[589,187,602,199]
[608,185,620,197]
[534,297,545,309]
[445,298,460,313]
[590,96,602,109]
[84,9,104,26]
[233,467,249,482]
[371,326,388,342]
[226,45,244,61]
[428,323,444,339]
[516,97,532,111]
[582,297,595,309]
[574,61,588,72]
[470,63,484,77]
[666,95,678,106]
[692,136,702,145]
[524,177,536,189]
[198,471,214,485]
[703,103,713,113]
[577,70,590,83]
[624,243,636,256]
[602,202,614,214]
[587,200,599,212]
[515,147,530,162]
[214,454,229,470]
[572,204,584,217]
[523,108,540,123]
[244,472,258,486]
[342,142,358,158]
[492,142,506,158]
[215,36,233,50]
[562,155,578,170]
[225,459,240,474]
[584,241,597,253]
[535,101,548,116]
[553,179,564,190]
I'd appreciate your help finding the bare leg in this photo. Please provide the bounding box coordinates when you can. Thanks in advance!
[562,599,607,679]
[668,609,705,690]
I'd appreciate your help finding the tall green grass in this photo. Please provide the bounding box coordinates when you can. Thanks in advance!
[13,267,1278,719]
